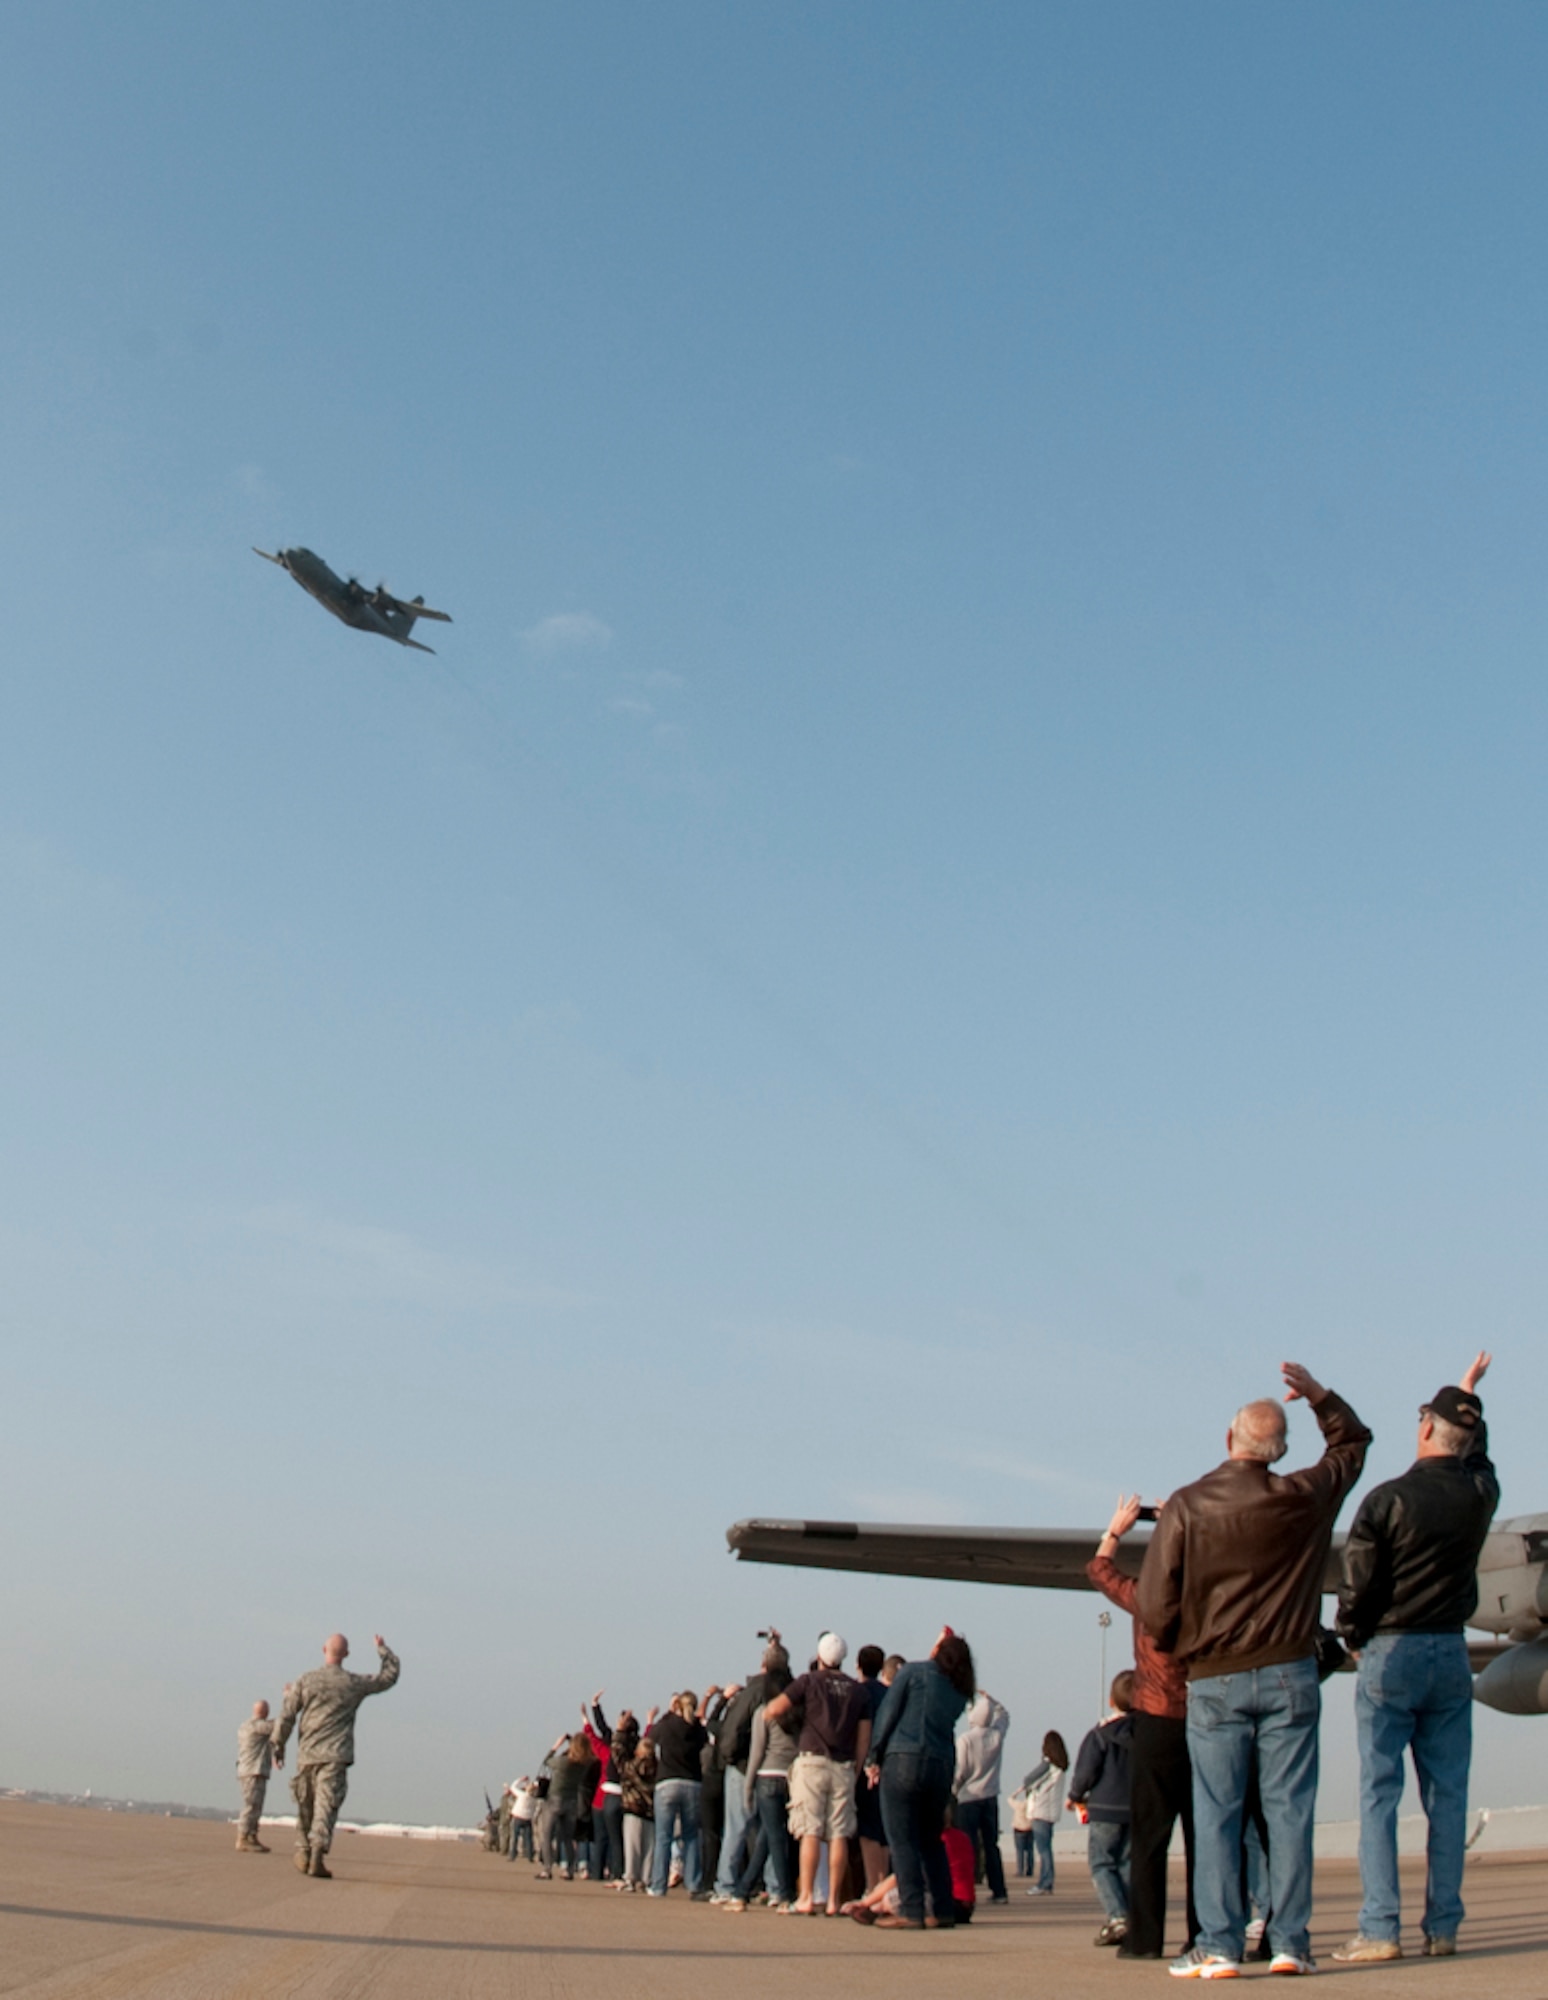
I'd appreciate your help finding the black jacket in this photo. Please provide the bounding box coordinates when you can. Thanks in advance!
[1335,1427,1497,1649]
[715,1674,768,1772]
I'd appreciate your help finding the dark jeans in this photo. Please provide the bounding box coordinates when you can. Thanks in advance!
[601,1795,625,1881]
[1013,1826,1034,1875]
[955,1796,1007,1899]
[1129,1710,1198,1956]
[538,1803,577,1873]
[736,1775,795,1904]
[507,1816,535,1861]
[879,1753,955,1926]
[699,1766,725,1894]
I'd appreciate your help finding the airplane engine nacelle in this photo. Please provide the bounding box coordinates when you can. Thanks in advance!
[1474,1637,1548,1716]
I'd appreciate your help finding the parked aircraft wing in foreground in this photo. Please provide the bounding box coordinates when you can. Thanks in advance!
[727,1513,1548,1713]
[727,1517,1161,1590]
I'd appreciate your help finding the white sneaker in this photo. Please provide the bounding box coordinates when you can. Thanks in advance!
[1170,1946,1242,1979]
[1269,1953,1317,1975]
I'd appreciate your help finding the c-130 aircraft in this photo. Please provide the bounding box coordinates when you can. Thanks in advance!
[728,1397,1547,1719]
[254,545,452,653]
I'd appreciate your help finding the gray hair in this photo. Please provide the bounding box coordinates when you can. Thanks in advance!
[1428,1412,1472,1455]
[1231,1398,1288,1463]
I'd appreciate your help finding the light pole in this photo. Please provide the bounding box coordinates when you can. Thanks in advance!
[1097,1610,1112,1716]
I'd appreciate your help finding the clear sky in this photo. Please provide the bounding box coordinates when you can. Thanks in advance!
[3,2,1546,1826]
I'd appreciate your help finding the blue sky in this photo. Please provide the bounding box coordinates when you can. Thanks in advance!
[3,2,1546,1824]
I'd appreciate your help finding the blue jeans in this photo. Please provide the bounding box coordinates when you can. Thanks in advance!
[1356,1632,1472,1944]
[879,1753,955,1925]
[716,1764,752,1896]
[1088,1817,1131,1919]
[1030,1818,1055,1889]
[1187,1657,1320,1963]
[649,1780,702,1894]
[735,1775,795,1903]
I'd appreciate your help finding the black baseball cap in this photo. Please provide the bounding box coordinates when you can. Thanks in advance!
[1422,1386,1482,1430]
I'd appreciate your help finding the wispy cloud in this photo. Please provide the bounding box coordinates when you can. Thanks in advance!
[609,696,653,717]
[232,1203,588,1314]
[521,611,614,657]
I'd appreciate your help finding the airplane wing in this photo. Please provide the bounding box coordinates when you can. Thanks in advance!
[728,1517,1146,1589]
[401,636,437,655]
[381,592,452,622]
[727,1517,1349,1595]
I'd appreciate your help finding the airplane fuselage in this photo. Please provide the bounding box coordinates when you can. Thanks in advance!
[275,546,422,644]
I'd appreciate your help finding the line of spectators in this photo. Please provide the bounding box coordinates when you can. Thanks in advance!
[490,1627,1040,1931]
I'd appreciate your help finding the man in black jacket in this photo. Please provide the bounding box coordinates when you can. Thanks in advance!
[1332,1353,1497,1965]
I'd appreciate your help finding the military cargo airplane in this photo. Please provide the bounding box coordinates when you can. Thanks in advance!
[254,546,452,653]
[726,1512,1548,1717]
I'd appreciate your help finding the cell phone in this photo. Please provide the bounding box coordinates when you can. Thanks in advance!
[1136,1505,1160,1522]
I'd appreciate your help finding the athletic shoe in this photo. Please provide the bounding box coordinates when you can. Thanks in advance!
[1331,1936,1401,1963]
[1169,1946,1242,1979]
[1269,1953,1317,1975]
[1421,1936,1457,1958]
[990,1894,1009,1906]
[723,1898,748,1913]
[1096,1918,1130,1946]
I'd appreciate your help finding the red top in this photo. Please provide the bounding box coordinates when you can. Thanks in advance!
[582,1721,612,1811]
[1087,1553,1188,1720]
[943,1827,976,1908]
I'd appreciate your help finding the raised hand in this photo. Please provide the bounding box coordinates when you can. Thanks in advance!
[1461,1351,1492,1394]
[1105,1494,1143,1541]
[1281,1362,1325,1405]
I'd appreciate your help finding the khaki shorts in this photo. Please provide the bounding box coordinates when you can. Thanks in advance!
[788,1755,857,1841]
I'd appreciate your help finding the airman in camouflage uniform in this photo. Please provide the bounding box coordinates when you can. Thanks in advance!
[235,1699,277,1852]
[272,1632,400,1878]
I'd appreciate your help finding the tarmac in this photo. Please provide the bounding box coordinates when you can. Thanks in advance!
[1,1800,1545,1998]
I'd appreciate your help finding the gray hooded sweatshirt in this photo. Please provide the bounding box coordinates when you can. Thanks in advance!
[953,1694,1009,1802]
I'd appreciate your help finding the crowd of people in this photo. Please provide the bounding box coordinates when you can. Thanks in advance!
[481,1352,1500,1972]
[489,1632,1009,1929]
[237,1351,1500,1975]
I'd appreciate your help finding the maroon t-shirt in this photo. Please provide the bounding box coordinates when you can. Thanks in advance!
[785,1669,867,1760]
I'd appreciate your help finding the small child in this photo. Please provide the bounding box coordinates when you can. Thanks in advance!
[1068,1671,1136,1947]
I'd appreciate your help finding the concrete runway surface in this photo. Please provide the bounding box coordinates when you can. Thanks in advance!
[1,1801,1544,1998]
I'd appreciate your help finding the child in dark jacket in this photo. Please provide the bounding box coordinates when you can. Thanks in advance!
[1069,1670,1136,1946]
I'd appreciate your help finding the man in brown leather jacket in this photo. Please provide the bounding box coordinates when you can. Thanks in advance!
[1137,1362,1370,1979]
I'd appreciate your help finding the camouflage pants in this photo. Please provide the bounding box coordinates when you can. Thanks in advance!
[237,1774,268,1841]
[292,1762,350,1855]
